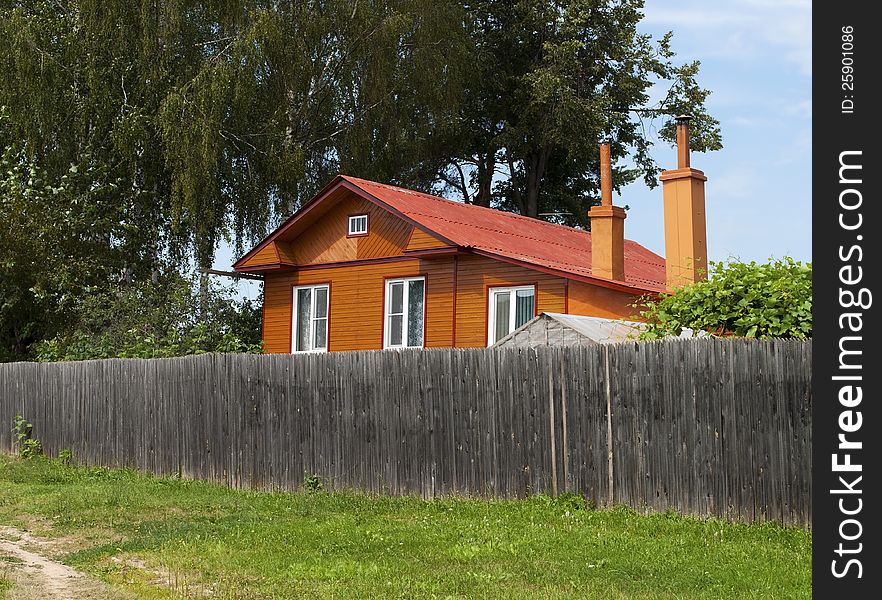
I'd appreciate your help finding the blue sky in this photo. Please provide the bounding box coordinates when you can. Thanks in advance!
[216,0,812,298]
[627,0,812,264]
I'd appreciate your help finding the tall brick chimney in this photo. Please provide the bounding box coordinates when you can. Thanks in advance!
[589,143,626,281]
[660,115,708,289]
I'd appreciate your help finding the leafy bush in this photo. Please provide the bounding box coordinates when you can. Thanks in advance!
[33,273,262,361]
[0,141,126,361]
[303,472,324,493]
[12,414,43,458]
[58,448,74,466]
[635,257,812,339]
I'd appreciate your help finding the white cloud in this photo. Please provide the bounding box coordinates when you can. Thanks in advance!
[767,128,812,167]
[706,166,755,200]
[731,115,775,128]
[784,99,812,119]
[642,0,811,75]
[641,9,756,27]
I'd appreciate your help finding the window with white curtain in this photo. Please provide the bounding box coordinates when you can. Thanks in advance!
[487,286,535,345]
[384,277,425,348]
[292,284,329,352]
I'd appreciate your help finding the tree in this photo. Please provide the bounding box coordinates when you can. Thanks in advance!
[0,0,469,359]
[1,1,726,359]
[436,0,722,224]
[0,0,470,268]
[635,258,812,340]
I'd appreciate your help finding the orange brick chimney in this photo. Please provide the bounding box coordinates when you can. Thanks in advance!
[660,115,708,289]
[589,143,626,281]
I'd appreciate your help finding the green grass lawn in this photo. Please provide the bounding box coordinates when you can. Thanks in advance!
[0,455,810,599]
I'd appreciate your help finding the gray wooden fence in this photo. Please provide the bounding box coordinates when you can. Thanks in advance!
[0,338,812,526]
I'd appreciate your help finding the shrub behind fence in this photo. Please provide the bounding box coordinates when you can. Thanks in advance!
[0,338,812,526]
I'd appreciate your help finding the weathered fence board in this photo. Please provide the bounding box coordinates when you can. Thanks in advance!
[0,338,812,526]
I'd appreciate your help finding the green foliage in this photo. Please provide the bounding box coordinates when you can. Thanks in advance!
[33,274,262,361]
[0,1,467,359]
[0,1,724,360]
[302,472,325,493]
[533,492,592,513]
[58,448,74,466]
[0,0,470,266]
[20,439,44,459]
[12,414,43,459]
[1,1,719,249]
[0,139,125,361]
[636,258,812,340]
[436,0,722,222]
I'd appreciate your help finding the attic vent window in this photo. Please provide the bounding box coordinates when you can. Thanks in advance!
[348,214,369,236]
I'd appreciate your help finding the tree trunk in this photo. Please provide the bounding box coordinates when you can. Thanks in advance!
[473,151,495,208]
[522,147,551,218]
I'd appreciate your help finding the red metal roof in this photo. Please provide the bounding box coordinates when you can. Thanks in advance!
[235,175,666,293]
[341,176,666,292]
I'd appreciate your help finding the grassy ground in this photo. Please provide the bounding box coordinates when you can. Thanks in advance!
[0,455,810,599]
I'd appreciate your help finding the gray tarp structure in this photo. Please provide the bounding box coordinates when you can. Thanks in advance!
[492,312,705,347]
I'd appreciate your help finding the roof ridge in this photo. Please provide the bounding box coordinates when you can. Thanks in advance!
[347,176,664,258]
[406,210,665,268]
[619,254,669,268]
[338,174,665,290]
[341,175,664,256]
[345,175,603,237]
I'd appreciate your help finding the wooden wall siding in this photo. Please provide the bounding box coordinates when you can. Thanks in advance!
[238,242,279,268]
[0,339,813,527]
[279,193,413,266]
[286,196,359,265]
[406,227,452,251]
[275,240,297,264]
[422,260,456,348]
[262,253,569,353]
[452,254,566,347]
[567,280,645,321]
[262,258,455,352]
[261,250,650,353]
[356,211,412,260]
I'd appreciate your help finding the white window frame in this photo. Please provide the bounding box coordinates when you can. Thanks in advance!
[384,276,426,349]
[348,214,369,236]
[292,284,329,353]
[487,285,536,346]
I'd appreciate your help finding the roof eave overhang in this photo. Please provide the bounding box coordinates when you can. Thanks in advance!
[402,246,462,259]
[233,262,298,274]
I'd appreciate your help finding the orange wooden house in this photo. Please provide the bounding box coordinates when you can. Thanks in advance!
[233,118,708,353]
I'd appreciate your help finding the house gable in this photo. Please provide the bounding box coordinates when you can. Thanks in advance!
[279,193,413,265]
[238,189,420,269]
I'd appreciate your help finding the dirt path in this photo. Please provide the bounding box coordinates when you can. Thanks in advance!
[0,527,130,600]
